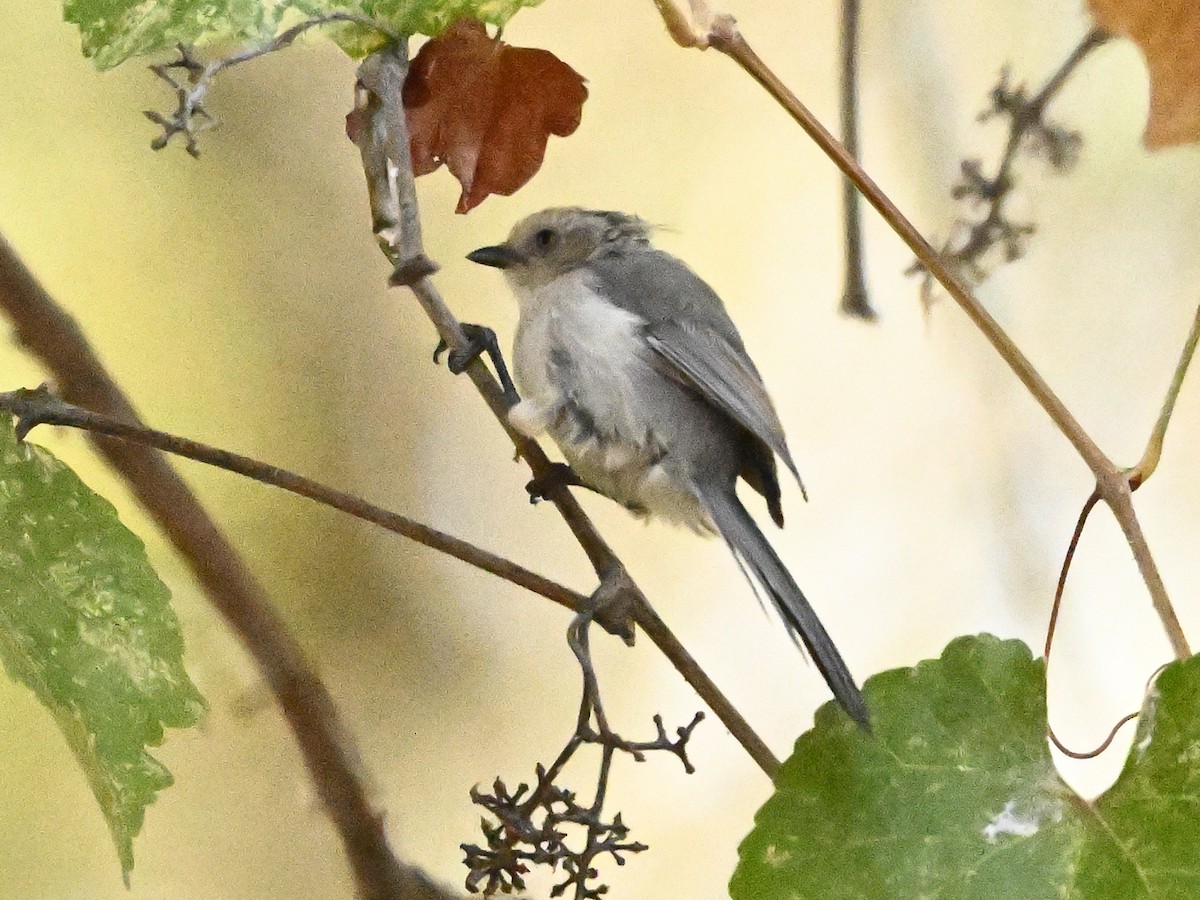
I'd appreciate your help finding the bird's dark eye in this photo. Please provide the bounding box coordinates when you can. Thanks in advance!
[534,228,557,250]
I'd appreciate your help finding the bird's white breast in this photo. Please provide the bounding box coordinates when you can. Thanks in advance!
[511,269,648,437]
[507,269,710,530]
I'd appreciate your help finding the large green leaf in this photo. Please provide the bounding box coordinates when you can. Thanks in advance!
[65,0,546,68]
[0,419,205,878]
[732,635,1200,898]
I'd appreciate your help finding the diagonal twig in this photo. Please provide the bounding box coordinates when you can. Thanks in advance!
[0,234,456,900]
[0,386,588,616]
[651,0,1190,661]
[350,41,782,779]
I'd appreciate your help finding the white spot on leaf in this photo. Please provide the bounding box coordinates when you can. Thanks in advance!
[983,800,1042,843]
[762,843,791,868]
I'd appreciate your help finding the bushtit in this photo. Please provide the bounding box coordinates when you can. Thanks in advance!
[467,207,867,727]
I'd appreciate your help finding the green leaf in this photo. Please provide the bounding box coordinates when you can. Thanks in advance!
[64,0,287,69]
[65,0,546,68]
[732,634,1200,898]
[291,0,547,57]
[0,419,205,878]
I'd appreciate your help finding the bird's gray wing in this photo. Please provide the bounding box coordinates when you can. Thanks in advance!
[645,321,800,484]
[588,249,802,485]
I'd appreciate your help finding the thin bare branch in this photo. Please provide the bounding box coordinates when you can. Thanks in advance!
[0,235,457,899]
[0,386,588,615]
[147,13,396,156]
[650,3,1189,659]
[351,41,782,779]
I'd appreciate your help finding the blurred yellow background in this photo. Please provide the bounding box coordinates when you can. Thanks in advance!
[1,0,1199,897]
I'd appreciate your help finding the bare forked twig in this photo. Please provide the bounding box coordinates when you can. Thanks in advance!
[146,13,395,156]
[462,609,703,898]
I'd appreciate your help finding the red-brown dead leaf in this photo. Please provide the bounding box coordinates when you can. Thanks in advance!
[403,19,588,213]
[1088,0,1200,148]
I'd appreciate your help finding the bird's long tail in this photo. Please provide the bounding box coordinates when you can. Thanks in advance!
[701,487,869,728]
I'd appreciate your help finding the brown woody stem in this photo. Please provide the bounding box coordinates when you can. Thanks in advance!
[0,386,588,616]
[681,13,1189,660]
[0,234,457,900]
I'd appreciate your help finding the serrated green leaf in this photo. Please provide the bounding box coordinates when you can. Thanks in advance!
[65,0,546,68]
[732,634,1200,898]
[0,419,205,878]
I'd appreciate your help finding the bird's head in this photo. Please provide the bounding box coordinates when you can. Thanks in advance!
[467,207,652,291]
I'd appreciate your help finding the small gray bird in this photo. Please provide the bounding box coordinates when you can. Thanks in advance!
[467,208,867,726]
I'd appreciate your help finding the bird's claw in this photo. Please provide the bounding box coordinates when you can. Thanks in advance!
[525,463,585,504]
[432,323,518,401]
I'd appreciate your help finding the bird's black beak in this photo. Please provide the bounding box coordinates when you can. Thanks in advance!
[467,244,521,269]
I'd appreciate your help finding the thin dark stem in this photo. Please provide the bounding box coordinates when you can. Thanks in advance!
[1046,492,1099,661]
[1049,712,1139,760]
[0,235,456,900]
[0,386,588,615]
[839,0,873,320]
[1045,496,1164,761]
[1027,28,1110,118]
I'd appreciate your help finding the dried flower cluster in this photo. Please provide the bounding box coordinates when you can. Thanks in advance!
[463,615,703,898]
[912,31,1108,303]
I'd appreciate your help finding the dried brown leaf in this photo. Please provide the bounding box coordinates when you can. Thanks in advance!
[1088,0,1200,148]
[403,19,588,213]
